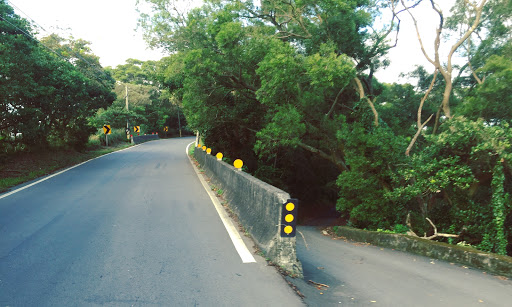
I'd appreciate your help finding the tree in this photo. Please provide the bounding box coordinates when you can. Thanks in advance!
[137,0,512,254]
[458,44,512,123]
[106,58,158,85]
[401,0,487,119]
[98,58,190,137]
[0,1,115,151]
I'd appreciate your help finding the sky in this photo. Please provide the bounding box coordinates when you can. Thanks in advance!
[9,0,458,83]
[9,0,168,68]
[375,0,459,83]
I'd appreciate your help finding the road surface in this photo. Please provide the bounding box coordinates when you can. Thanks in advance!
[3,138,512,307]
[289,226,512,307]
[0,138,303,306]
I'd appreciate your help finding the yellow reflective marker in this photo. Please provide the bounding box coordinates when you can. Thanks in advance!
[202,146,206,151]
[233,159,243,169]
[281,199,298,237]
[206,148,212,154]
[216,152,223,161]
[284,225,293,234]
[286,202,295,212]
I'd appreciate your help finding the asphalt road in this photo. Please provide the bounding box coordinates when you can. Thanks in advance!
[0,138,303,306]
[289,226,512,307]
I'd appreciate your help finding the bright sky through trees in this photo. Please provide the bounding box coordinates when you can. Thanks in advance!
[11,0,456,82]
[8,0,167,68]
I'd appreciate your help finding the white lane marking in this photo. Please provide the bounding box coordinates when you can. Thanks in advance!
[0,145,140,200]
[186,141,256,263]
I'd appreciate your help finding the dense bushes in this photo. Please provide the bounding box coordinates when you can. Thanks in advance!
[138,0,512,255]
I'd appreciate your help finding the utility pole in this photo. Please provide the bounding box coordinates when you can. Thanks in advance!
[126,84,130,140]
[177,105,182,137]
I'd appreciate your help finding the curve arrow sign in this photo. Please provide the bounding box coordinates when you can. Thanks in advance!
[103,125,111,135]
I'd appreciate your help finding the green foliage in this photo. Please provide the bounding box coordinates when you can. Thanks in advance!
[336,123,407,229]
[106,58,157,85]
[486,162,509,255]
[375,83,424,136]
[393,224,409,234]
[254,105,306,156]
[0,1,115,152]
[96,128,130,147]
[459,50,512,123]
[137,0,512,256]
[97,59,192,137]
[376,224,408,234]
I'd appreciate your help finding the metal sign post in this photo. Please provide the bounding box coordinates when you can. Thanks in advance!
[103,125,111,146]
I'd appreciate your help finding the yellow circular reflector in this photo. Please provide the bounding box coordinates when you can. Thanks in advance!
[285,214,294,223]
[234,159,243,169]
[285,202,295,211]
[206,148,212,154]
[216,152,223,160]
[284,225,293,234]
[202,146,206,151]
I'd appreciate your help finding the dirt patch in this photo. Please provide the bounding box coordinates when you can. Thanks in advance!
[0,145,130,193]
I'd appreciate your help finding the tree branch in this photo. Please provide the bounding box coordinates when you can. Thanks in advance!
[447,0,488,74]
[406,213,459,240]
[401,0,436,66]
[405,69,438,156]
[353,77,379,127]
[463,36,484,84]
[325,85,347,118]
[297,141,349,172]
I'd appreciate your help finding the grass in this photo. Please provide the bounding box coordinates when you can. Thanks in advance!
[0,143,132,193]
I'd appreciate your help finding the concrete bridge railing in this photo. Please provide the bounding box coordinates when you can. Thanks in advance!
[194,147,303,277]
[131,135,160,144]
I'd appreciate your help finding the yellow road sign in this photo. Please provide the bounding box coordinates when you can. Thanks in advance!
[164,126,169,132]
[134,126,140,133]
[103,125,111,135]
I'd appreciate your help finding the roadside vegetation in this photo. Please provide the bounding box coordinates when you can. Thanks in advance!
[0,142,131,193]
[0,0,190,191]
[136,0,512,256]
[2,0,511,257]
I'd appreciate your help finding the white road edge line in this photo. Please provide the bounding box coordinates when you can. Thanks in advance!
[186,141,257,264]
[0,144,140,200]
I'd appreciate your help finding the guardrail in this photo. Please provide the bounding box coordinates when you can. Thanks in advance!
[131,135,160,144]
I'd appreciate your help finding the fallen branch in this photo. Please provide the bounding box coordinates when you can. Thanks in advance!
[425,217,459,239]
[308,280,330,288]
[406,213,419,237]
[406,213,459,240]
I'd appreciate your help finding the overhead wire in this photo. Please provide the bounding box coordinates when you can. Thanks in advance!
[6,0,48,32]
[0,14,69,63]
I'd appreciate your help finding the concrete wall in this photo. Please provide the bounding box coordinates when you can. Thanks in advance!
[132,135,160,144]
[335,226,512,278]
[194,148,303,277]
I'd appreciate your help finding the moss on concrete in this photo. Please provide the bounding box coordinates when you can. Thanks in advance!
[335,226,512,278]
